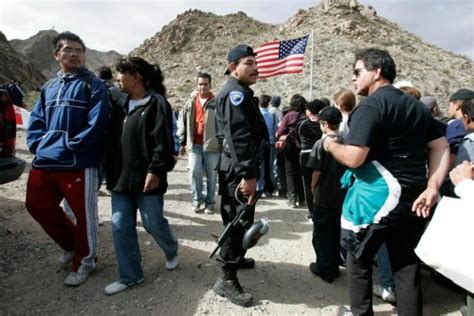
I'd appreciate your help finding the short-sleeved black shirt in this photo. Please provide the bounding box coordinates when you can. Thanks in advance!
[298,118,322,151]
[345,86,443,196]
[307,135,347,208]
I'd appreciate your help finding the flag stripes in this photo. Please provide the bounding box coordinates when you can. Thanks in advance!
[255,35,309,79]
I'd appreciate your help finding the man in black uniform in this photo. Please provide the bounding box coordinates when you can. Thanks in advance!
[212,44,268,307]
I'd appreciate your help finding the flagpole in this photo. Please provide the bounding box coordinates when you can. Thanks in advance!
[309,29,314,100]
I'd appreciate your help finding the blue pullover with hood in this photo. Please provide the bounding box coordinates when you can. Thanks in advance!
[27,68,110,170]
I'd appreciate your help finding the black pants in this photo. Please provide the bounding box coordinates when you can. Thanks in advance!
[347,213,426,316]
[217,164,256,279]
[262,146,275,194]
[312,205,341,276]
[300,152,315,216]
[276,150,287,195]
[217,194,255,279]
[284,151,304,205]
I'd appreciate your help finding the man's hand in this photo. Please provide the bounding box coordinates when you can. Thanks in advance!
[411,187,438,218]
[239,178,257,205]
[179,146,186,156]
[449,161,473,186]
[143,173,160,192]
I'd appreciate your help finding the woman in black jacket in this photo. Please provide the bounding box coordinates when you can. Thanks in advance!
[104,57,178,295]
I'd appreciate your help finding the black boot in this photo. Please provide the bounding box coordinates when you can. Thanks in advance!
[213,277,252,307]
[309,262,339,283]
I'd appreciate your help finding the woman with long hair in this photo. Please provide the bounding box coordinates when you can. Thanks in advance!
[103,57,178,295]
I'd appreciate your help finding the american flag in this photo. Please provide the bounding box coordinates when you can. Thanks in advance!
[256,35,309,79]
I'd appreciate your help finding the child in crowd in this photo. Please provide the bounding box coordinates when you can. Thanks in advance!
[306,106,346,283]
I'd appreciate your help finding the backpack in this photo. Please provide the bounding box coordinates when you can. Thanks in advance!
[275,125,300,153]
[1,84,24,107]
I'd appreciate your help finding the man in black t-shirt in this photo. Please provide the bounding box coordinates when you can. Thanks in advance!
[323,48,450,316]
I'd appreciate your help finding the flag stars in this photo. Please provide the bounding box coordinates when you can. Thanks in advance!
[279,36,308,59]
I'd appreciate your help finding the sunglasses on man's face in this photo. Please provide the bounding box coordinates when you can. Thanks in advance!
[353,68,366,77]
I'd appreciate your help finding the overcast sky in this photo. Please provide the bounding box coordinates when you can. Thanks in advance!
[1,0,473,60]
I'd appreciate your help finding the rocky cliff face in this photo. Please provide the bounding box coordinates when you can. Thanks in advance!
[132,10,274,103]
[131,1,472,113]
[10,30,123,80]
[0,32,46,90]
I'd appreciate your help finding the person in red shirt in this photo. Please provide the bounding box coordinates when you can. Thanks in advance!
[178,73,221,214]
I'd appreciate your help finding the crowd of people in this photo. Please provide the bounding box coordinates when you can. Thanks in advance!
[18,30,473,315]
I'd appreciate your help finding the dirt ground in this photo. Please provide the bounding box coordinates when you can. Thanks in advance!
[0,130,465,315]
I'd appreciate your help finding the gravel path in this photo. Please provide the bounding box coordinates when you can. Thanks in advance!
[0,130,464,315]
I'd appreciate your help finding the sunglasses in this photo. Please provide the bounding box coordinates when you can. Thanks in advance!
[353,68,366,77]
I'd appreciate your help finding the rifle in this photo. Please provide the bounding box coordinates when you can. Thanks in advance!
[209,190,263,258]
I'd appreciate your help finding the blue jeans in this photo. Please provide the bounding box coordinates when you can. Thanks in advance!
[111,192,178,284]
[257,146,276,193]
[377,242,395,289]
[188,145,219,208]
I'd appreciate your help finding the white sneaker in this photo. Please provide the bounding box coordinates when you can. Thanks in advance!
[336,306,353,316]
[165,254,179,271]
[64,270,90,286]
[104,278,144,296]
[204,207,214,215]
[373,285,396,303]
[381,287,396,303]
[57,251,75,270]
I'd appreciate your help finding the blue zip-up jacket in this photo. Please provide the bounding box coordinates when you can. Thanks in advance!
[27,68,110,170]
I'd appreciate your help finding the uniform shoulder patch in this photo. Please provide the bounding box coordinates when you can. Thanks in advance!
[229,91,244,106]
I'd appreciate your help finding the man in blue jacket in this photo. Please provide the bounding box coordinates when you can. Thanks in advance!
[25,31,110,287]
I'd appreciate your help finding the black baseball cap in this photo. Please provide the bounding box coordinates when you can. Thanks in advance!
[318,106,342,125]
[224,44,256,75]
[449,88,474,102]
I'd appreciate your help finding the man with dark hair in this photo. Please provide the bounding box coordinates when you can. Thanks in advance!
[213,44,268,307]
[97,66,113,80]
[323,48,450,315]
[447,89,474,166]
[95,66,126,195]
[354,48,397,83]
[269,95,282,121]
[53,31,86,52]
[26,31,110,287]
[455,98,473,165]
[96,66,125,107]
[178,72,220,214]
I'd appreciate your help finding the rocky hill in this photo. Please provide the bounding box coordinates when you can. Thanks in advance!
[132,0,473,114]
[0,32,46,90]
[133,10,274,103]
[10,30,123,80]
